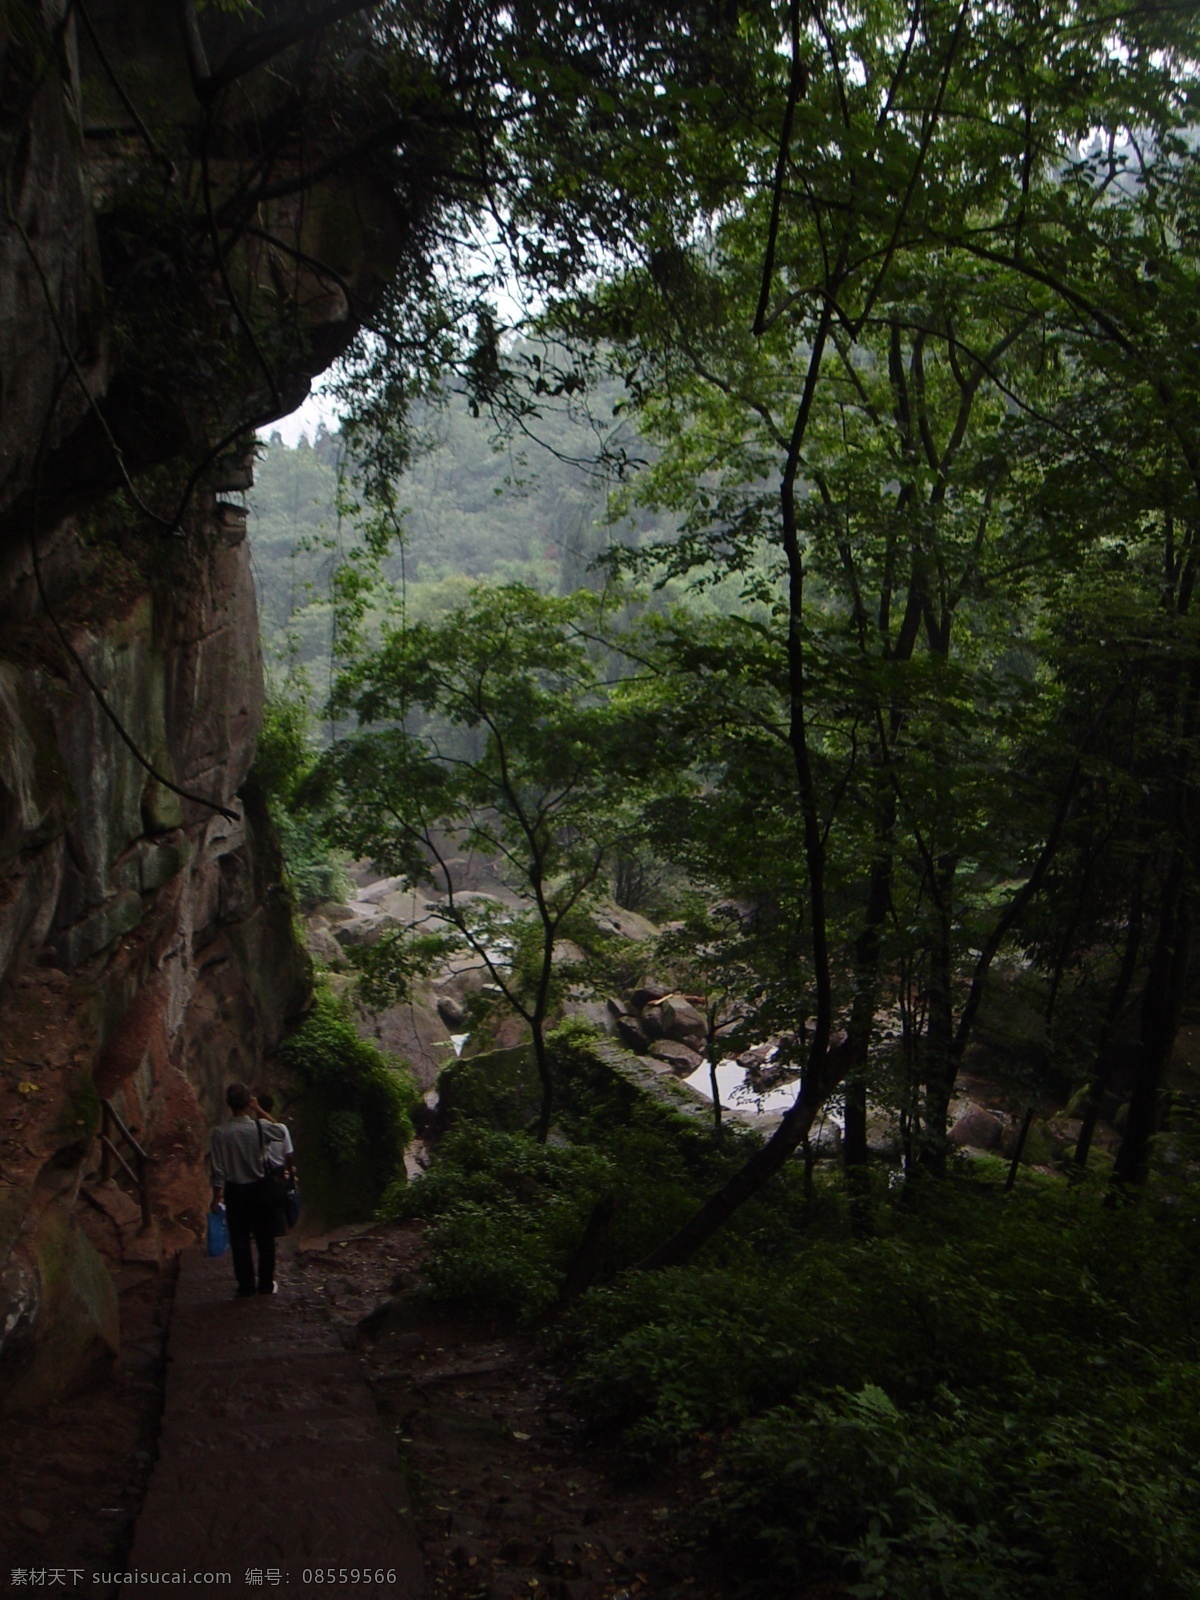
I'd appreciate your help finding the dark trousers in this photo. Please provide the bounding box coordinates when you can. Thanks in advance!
[225,1178,276,1294]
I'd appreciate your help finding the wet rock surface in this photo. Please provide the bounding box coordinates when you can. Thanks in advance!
[2,0,431,1413]
[0,539,310,1405]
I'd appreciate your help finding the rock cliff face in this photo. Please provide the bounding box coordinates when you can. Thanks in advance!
[0,471,312,1412]
[0,0,430,1411]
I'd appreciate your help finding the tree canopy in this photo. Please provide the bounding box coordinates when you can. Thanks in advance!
[266,0,1200,1233]
[250,9,1200,1590]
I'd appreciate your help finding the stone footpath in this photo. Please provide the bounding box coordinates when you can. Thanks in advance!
[119,1248,423,1599]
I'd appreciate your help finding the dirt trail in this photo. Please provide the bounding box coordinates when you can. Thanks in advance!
[5,1222,733,1600]
[290,1221,729,1600]
[117,1246,423,1599]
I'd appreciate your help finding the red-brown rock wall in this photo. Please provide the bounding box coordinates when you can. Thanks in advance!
[0,0,432,1412]
[0,495,310,1411]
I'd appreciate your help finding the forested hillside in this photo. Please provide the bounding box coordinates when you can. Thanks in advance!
[249,389,648,678]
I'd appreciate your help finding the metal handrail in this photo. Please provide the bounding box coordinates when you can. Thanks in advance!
[98,1097,152,1230]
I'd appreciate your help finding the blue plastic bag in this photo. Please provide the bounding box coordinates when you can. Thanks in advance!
[206,1205,229,1257]
[283,1180,300,1231]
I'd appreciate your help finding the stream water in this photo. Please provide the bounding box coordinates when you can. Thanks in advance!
[682,1059,803,1116]
[681,1058,847,1135]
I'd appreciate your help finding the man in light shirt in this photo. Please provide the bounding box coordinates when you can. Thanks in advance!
[209,1083,285,1297]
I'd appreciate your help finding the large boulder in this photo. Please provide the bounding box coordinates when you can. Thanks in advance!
[432,955,493,1010]
[357,875,407,906]
[616,1015,652,1054]
[648,1039,704,1075]
[332,909,387,949]
[630,982,668,1011]
[359,986,452,1092]
[305,919,344,966]
[436,994,468,1029]
[1018,1120,1057,1166]
[560,997,616,1035]
[807,1117,843,1159]
[949,1105,1006,1151]
[436,1044,541,1132]
[588,905,659,943]
[642,994,707,1049]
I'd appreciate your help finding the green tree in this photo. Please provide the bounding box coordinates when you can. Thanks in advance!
[515,0,1200,1254]
[315,582,665,1141]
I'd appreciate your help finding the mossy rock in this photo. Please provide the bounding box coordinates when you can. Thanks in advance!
[437,1044,541,1132]
[0,1207,119,1414]
[141,772,184,834]
[1020,1120,1056,1167]
[138,835,191,892]
[1065,1083,1093,1119]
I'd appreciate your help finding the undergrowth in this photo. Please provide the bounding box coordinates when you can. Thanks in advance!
[402,1025,1200,1598]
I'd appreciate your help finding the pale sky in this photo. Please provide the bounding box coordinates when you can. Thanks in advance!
[260,386,342,447]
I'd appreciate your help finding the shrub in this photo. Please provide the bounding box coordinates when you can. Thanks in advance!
[399,1023,1200,1598]
[388,1124,618,1323]
[562,1176,1200,1596]
[719,1385,1200,1600]
[397,1026,765,1322]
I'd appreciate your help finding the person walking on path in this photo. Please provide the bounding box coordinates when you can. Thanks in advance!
[256,1091,296,1177]
[256,1090,297,1235]
[209,1083,285,1297]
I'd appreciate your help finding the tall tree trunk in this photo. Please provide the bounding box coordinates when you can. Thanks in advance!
[920,862,958,1175]
[640,1057,844,1268]
[1112,864,1191,1186]
[1112,634,1200,1185]
[705,1004,724,1137]
[532,1018,553,1144]
[640,306,838,1270]
[1073,872,1144,1174]
[842,1077,868,1167]
[844,838,894,1233]
[843,845,893,1175]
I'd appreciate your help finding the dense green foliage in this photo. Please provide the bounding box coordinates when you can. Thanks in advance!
[278,987,417,1225]
[249,397,638,675]
[253,692,352,910]
[390,1024,763,1315]
[312,582,677,1137]
[404,1046,1200,1598]
[390,1125,615,1320]
[246,5,1200,1589]
[256,0,1200,1233]
[478,0,1200,1231]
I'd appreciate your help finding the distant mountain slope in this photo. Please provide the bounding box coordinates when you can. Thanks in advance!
[248,397,637,675]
